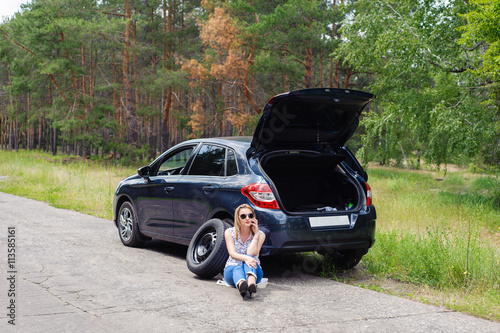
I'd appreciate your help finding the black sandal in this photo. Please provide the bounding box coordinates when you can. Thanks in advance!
[237,281,248,299]
[248,283,257,298]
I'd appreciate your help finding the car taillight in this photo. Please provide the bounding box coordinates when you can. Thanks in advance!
[241,183,279,209]
[365,182,372,206]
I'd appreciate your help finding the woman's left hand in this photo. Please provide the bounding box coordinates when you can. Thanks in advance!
[244,256,258,269]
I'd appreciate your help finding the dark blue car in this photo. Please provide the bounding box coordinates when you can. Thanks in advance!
[113,88,376,278]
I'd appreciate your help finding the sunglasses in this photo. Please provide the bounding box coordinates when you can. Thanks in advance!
[239,213,254,220]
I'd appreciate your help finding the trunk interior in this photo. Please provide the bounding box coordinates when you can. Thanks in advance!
[260,153,361,213]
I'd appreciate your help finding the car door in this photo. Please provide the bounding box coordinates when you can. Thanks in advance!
[171,144,227,239]
[135,145,196,236]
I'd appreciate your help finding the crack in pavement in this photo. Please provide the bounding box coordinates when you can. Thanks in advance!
[23,276,100,318]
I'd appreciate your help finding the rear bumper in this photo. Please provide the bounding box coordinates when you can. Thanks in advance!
[257,206,377,256]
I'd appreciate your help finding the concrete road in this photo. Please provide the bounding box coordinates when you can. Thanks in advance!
[0,192,498,332]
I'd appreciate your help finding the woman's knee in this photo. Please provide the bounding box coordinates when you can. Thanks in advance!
[225,264,246,286]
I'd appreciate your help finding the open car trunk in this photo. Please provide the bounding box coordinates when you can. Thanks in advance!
[260,152,362,213]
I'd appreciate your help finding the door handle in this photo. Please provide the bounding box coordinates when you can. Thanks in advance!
[164,186,174,193]
[202,185,215,193]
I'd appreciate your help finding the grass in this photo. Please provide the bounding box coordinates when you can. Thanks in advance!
[325,165,500,322]
[0,150,140,219]
[0,150,499,321]
[359,227,500,318]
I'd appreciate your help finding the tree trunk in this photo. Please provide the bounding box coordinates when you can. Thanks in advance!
[335,61,341,88]
[113,57,121,137]
[161,0,174,150]
[243,12,261,114]
[319,49,324,87]
[344,67,352,89]
[304,45,313,88]
[123,0,139,148]
[38,114,44,150]
[133,21,140,113]
[331,0,341,88]
[51,126,57,155]
[90,42,95,110]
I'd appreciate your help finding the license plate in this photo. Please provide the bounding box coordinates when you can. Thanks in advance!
[309,215,350,228]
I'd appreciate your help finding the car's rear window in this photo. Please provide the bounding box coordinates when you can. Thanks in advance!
[188,144,226,176]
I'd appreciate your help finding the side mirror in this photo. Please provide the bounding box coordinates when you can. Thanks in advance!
[137,166,151,183]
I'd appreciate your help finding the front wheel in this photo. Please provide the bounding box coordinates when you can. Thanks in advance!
[117,201,144,247]
[186,219,230,279]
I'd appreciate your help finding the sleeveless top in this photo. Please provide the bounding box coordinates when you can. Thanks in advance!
[225,227,263,268]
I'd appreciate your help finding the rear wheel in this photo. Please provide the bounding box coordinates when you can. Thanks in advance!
[320,248,367,270]
[117,201,145,247]
[186,219,231,279]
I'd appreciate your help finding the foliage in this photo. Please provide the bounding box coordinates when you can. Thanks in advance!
[0,0,499,168]
[459,0,500,83]
[338,0,500,169]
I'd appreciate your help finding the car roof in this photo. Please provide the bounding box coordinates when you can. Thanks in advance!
[183,136,252,151]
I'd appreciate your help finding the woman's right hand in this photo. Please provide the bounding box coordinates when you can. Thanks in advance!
[250,218,259,235]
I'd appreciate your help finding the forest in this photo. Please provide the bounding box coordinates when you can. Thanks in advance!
[0,0,499,169]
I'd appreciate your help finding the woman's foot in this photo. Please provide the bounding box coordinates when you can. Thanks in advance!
[237,281,248,299]
[247,274,257,298]
[248,283,257,298]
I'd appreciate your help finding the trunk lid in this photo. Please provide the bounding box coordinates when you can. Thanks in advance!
[251,88,374,153]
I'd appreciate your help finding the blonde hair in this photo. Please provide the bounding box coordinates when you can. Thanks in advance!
[234,204,256,239]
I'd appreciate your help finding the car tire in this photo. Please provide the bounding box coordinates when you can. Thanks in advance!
[117,201,145,247]
[321,248,367,270]
[186,218,231,279]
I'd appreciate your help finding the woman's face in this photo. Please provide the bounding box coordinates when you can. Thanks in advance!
[238,208,254,228]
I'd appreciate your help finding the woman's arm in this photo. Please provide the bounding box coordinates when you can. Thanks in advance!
[246,230,266,257]
[225,229,251,262]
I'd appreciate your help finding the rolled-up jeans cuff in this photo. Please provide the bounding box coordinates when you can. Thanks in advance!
[246,271,257,278]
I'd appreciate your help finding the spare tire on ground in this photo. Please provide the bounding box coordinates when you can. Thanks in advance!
[186,219,231,279]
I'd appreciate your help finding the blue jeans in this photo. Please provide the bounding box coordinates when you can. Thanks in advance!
[224,259,263,287]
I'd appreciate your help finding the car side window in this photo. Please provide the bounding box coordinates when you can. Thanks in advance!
[226,149,238,176]
[157,147,195,176]
[188,144,226,176]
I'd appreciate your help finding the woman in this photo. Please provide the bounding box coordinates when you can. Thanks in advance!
[224,204,266,299]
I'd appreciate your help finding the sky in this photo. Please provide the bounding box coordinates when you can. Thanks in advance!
[0,0,30,22]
